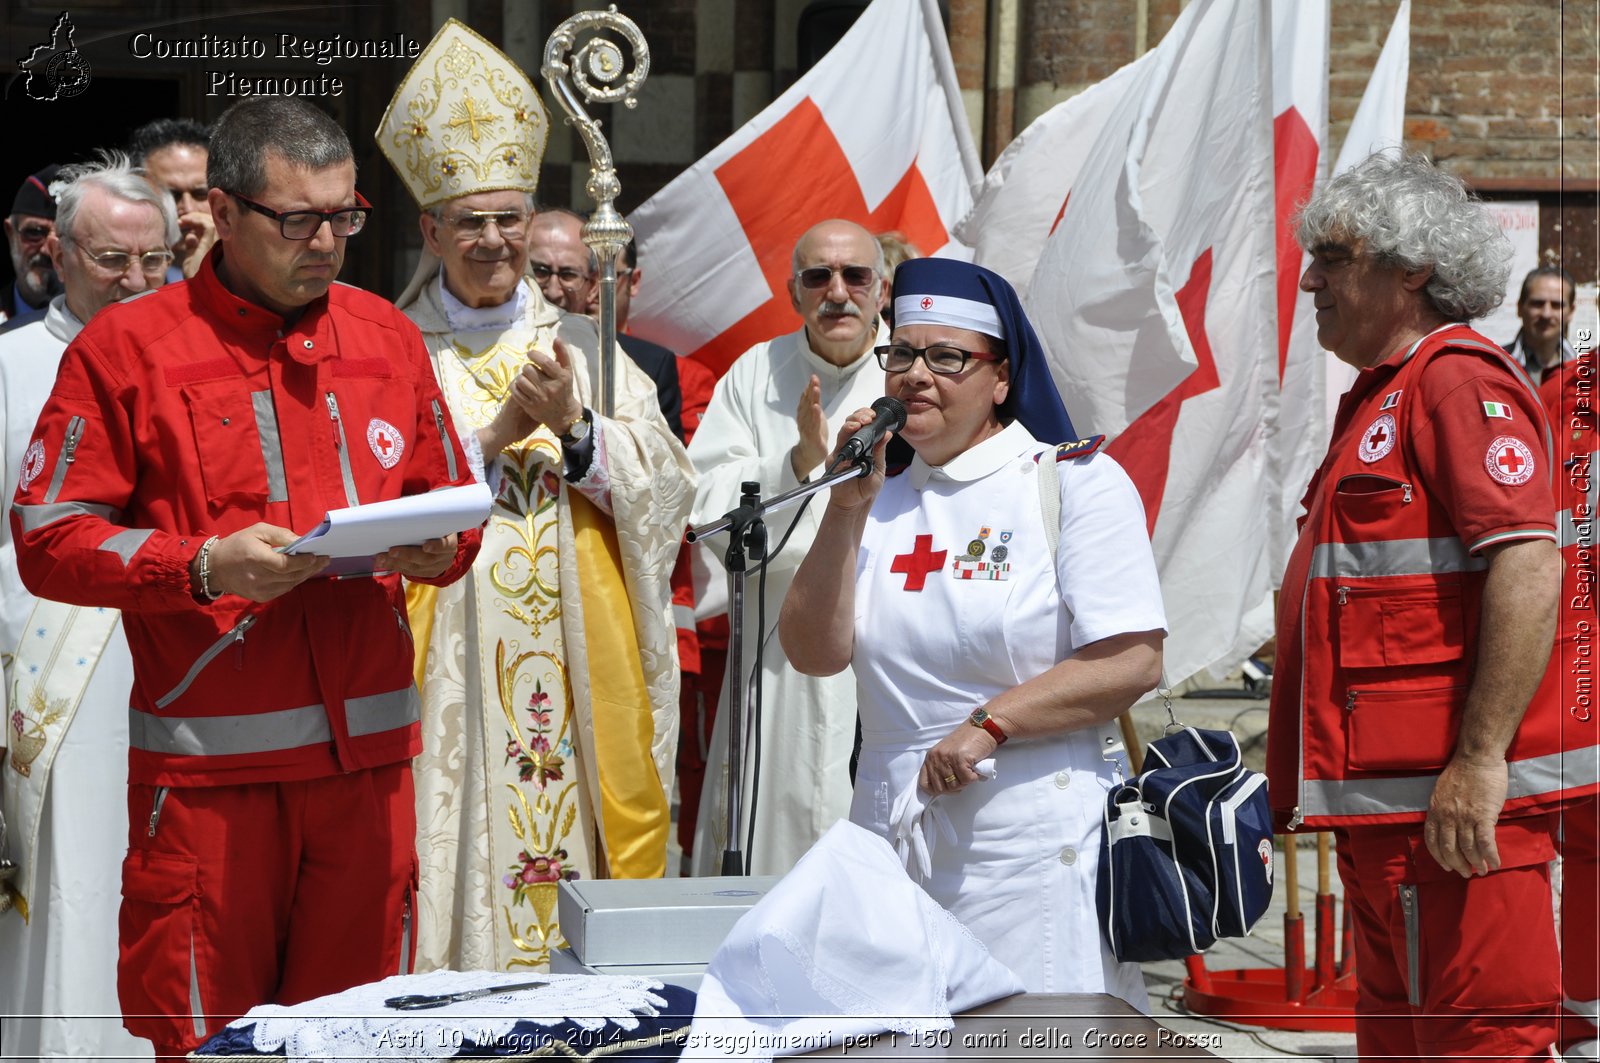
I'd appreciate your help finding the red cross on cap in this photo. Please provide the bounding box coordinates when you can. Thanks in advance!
[890,534,946,592]
[920,296,933,310]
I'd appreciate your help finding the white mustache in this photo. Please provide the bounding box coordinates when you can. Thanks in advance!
[819,300,860,317]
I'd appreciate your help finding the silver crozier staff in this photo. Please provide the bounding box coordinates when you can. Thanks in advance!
[541,5,650,419]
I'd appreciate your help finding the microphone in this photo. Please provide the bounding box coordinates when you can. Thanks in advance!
[833,396,907,466]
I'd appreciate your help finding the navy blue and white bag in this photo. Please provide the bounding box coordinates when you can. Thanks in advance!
[1096,725,1274,962]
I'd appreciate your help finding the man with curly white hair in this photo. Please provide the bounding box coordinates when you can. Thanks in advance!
[1267,150,1574,1059]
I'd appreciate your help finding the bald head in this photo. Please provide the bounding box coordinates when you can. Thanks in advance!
[787,219,887,366]
[528,208,595,312]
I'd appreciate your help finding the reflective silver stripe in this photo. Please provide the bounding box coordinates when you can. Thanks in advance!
[432,399,458,482]
[190,933,206,1039]
[98,528,153,566]
[252,389,289,503]
[326,391,359,507]
[130,686,418,757]
[1308,536,1486,580]
[15,499,116,532]
[43,416,84,503]
[673,603,695,630]
[154,615,257,709]
[1399,884,1420,1007]
[347,685,421,737]
[1301,746,1599,818]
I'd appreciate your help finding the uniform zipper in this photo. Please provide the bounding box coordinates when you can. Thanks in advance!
[325,391,360,507]
[154,614,258,709]
[43,416,86,503]
[147,785,170,837]
[1399,884,1421,1005]
[432,399,459,482]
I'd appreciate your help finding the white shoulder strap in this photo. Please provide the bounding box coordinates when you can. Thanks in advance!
[1038,451,1060,557]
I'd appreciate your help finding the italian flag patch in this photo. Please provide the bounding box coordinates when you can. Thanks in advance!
[1483,401,1512,420]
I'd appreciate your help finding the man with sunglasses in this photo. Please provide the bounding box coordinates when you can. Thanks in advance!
[1,165,63,326]
[379,21,692,973]
[11,97,481,1058]
[684,218,891,876]
[0,151,177,1061]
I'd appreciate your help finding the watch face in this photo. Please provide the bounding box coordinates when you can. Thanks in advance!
[971,708,989,724]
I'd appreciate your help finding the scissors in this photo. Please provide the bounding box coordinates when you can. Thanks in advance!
[384,979,547,1010]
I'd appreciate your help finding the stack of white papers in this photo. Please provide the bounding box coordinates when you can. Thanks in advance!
[281,482,492,574]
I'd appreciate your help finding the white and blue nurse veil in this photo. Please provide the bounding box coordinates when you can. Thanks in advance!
[890,258,1078,444]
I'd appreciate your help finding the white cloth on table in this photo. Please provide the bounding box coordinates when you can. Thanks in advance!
[684,820,1024,1062]
[851,421,1166,1002]
[226,970,679,1062]
[686,325,887,876]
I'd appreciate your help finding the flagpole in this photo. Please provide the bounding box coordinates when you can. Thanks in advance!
[542,6,650,419]
[920,0,984,191]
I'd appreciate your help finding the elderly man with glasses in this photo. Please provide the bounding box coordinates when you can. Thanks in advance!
[0,151,177,1062]
[378,21,692,975]
[2,165,64,326]
[684,218,892,876]
[11,97,482,1059]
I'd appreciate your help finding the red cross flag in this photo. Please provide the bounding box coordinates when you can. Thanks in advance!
[1024,0,1279,686]
[627,0,981,378]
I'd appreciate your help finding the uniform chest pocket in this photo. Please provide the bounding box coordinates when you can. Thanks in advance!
[1331,474,1412,538]
[1336,582,1466,669]
[183,387,282,506]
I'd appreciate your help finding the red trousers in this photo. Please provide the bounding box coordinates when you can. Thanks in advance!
[1335,817,1561,1060]
[1562,796,1600,1053]
[119,764,416,1057]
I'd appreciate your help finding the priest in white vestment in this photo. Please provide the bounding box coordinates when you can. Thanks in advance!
[376,21,693,973]
[687,220,889,876]
[0,154,176,1060]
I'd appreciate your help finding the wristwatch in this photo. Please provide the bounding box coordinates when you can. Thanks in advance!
[969,706,1008,745]
[558,408,592,447]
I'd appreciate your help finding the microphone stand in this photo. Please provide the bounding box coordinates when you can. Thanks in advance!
[686,458,870,875]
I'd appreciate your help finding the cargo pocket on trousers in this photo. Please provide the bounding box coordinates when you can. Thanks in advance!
[119,849,206,1044]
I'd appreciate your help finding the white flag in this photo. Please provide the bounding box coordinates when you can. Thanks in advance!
[1026,0,1279,685]
[1322,1,1411,423]
[1266,0,1331,576]
[627,0,980,377]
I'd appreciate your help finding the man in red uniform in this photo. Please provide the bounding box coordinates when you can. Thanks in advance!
[10,97,480,1057]
[1542,348,1600,1061]
[1269,151,1568,1059]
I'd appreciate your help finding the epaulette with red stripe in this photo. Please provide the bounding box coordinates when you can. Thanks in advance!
[1035,435,1106,463]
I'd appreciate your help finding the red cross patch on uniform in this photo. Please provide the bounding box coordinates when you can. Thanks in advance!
[1485,435,1535,486]
[890,534,946,592]
[1359,414,1397,463]
[18,438,45,490]
[367,418,405,470]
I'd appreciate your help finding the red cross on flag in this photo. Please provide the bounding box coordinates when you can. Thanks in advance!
[1023,0,1279,686]
[627,0,981,379]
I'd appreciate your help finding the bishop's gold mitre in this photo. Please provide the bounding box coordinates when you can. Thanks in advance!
[377,19,550,210]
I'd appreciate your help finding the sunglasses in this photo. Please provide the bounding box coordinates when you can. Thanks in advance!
[443,210,529,240]
[795,264,876,290]
[17,225,52,243]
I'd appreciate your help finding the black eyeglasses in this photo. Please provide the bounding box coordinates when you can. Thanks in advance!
[530,262,592,288]
[443,209,529,240]
[796,264,876,290]
[228,190,371,240]
[17,224,52,243]
[875,344,1004,375]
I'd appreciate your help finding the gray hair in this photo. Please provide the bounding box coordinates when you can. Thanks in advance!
[54,150,180,251]
[1296,150,1511,321]
[207,97,353,198]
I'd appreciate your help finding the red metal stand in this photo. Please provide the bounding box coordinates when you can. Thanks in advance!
[1179,833,1358,1031]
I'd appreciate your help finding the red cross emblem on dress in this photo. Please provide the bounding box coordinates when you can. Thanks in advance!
[367,418,405,470]
[890,534,947,592]
[1359,414,1396,464]
[1486,435,1535,486]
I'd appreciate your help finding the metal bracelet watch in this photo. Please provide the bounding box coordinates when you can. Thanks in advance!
[969,706,1008,745]
[558,407,592,447]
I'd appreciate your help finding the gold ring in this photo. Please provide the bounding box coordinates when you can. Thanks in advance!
[943,773,958,785]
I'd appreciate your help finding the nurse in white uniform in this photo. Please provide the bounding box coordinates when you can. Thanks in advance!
[779,258,1166,1005]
